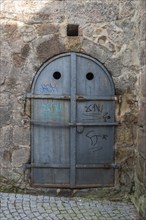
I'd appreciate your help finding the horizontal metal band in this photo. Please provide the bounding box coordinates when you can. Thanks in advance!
[70,122,118,126]
[76,96,116,101]
[30,120,70,127]
[24,163,120,169]
[76,164,120,169]
[74,184,114,188]
[31,183,70,188]
[26,93,70,100]
[30,120,118,127]
[23,163,70,169]
[31,183,113,189]
[26,94,116,101]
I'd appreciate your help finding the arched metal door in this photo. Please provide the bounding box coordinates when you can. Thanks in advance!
[30,53,117,188]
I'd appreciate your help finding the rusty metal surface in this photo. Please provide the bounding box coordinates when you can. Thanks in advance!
[30,52,116,188]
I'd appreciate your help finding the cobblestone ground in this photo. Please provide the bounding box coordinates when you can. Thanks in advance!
[0,192,140,220]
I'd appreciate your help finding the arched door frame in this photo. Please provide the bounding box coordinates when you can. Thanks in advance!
[28,52,118,188]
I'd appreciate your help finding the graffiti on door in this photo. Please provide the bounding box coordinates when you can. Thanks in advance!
[85,130,108,152]
[83,103,111,122]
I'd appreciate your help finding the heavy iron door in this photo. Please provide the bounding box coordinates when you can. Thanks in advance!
[29,53,117,188]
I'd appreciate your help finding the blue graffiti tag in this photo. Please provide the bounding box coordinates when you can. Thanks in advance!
[41,101,63,119]
[39,81,58,94]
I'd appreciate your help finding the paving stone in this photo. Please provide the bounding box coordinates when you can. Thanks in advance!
[0,192,140,220]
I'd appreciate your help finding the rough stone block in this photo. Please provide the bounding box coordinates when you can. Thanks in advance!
[9,39,24,54]
[18,25,36,42]
[116,148,134,164]
[144,163,146,190]
[13,126,30,146]
[116,125,133,148]
[36,24,59,36]
[36,35,65,61]
[115,20,135,44]
[66,1,119,24]
[65,37,82,51]
[140,69,146,97]
[137,128,146,159]
[12,147,30,168]
[0,58,13,82]
[0,105,12,126]
[82,39,112,64]
[3,21,17,35]
[139,12,146,41]
[105,58,122,77]
[114,71,137,93]
[21,44,30,58]
[0,126,13,148]
[21,1,65,24]
[116,147,134,188]
[12,53,25,68]
[139,41,146,66]
[138,101,146,126]
[0,93,11,106]
[0,148,12,169]
[119,1,135,19]
[136,156,145,183]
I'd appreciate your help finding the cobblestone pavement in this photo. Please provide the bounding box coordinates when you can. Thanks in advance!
[0,192,140,220]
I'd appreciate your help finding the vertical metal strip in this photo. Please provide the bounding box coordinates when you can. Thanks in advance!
[70,53,77,188]
[31,98,34,183]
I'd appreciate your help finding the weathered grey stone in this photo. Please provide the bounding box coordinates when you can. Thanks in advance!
[21,44,30,58]
[139,12,146,41]
[121,46,140,67]
[136,155,145,183]
[115,19,135,43]
[105,58,122,77]
[21,1,65,24]
[116,148,134,189]
[0,20,17,37]
[140,67,146,97]
[0,105,12,126]
[82,38,112,63]
[18,25,36,42]
[0,58,11,87]
[13,126,30,146]
[113,69,137,92]
[0,126,13,148]
[12,53,25,67]
[5,67,30,94]
[137,128,146,159]
[0,148,12,169]
[4,69,20,92]
[116,125,134,148]
[65,37,82,51]
[139,41,146,66]
[119,1,135,19]
[3,150,12,162]
[36,35,65,61]
[144,163,146,190]
[12,147,30,168]
[106,22,125,47]
[138,101,146,127]
[36,23,59,36]
[66,1,119,24]
[0,93,11,106]
[9,39,24,54]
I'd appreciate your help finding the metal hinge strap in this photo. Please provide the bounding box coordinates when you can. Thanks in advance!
[30,120,119,126]
[23,163,121,170]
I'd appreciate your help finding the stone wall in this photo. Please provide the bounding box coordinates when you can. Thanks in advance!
[0,0,145,216]
[133,0,146,218]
